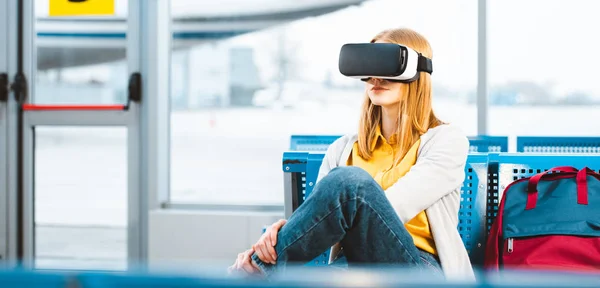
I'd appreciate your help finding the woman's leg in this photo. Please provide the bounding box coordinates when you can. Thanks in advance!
[251,166,431,276]
[330,248,442,275]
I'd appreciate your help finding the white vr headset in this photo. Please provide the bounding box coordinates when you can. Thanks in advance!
[338,43,433,83]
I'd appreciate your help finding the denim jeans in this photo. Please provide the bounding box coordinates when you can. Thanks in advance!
[251,166,443,276]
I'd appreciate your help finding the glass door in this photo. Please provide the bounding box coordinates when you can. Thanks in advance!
[15,0,143,270]
[0,0,10,265]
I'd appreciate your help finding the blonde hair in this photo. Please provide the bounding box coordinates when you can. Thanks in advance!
[357,28,443,163]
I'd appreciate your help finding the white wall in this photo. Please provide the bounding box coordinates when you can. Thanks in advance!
[149,209,282,269]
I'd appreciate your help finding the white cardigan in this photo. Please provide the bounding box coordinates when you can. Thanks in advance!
[316,124,475,280]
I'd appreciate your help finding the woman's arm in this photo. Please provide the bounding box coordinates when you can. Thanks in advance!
[384,125,469,223]
[316,135,350,183]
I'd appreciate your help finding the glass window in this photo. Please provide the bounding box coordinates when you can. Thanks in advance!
[34,127,127,270]
[488,0,600,147]
[34,0,129,104]
[169,0,477,205]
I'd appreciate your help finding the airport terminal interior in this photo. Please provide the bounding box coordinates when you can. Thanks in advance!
[1,0,600,287]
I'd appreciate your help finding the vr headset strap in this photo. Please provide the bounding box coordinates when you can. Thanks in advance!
[417,54,433,74]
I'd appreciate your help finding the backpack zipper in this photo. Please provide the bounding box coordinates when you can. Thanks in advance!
[507,238,514,253]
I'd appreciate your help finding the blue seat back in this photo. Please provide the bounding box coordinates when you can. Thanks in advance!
[289,135,341,151]
[516,136,600,153]
[282,152,326,214]
[290,135,508,153]
[467,136,508,152]
[459,153,489,266]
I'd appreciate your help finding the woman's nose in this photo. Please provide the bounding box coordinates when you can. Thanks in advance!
[368,78,385,85]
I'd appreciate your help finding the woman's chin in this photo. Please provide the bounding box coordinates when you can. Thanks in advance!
[369,98,398,107]
[369,93,398,105]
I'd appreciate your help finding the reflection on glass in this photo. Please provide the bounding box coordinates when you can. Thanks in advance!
[169,0,477,204]
[35,127,127,270]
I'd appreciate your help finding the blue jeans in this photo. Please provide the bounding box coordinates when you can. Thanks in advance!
[251,166,442,276]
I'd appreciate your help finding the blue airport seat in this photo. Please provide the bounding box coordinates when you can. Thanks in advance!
[467,136,508,153]
[282,151,329,266]
[290,135,508,153]
[282,152,490,266]
[282,151,600,269]
[0,269,72,288]
[516,136,600,153]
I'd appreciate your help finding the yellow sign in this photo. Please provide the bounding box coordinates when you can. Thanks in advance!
[49,0,115,17]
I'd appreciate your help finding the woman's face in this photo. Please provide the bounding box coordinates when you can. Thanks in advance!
[365,40,406,107]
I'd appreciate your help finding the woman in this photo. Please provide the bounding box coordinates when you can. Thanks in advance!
[229,28,474,280]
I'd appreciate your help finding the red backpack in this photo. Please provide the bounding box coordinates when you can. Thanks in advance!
[485,166,600,271]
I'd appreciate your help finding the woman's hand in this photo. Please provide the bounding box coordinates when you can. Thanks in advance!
[228,249,260,275]
[252,219,287,264]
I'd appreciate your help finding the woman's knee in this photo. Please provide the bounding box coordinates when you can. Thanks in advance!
[318,166,380,197]
[329,166,372,182]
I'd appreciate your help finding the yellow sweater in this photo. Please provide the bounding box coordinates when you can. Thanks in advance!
[347,127,437,255]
